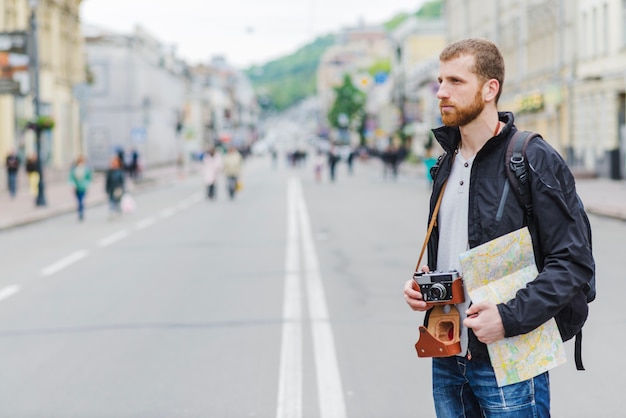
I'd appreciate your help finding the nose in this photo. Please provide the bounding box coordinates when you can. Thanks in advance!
[436,83,448,100]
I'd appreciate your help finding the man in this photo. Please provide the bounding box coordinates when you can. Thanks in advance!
[5,149,21,198]
[222,145,243,200]
[403,38,594,417]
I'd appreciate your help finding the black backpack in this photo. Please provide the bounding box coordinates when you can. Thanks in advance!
[506,130,596,370]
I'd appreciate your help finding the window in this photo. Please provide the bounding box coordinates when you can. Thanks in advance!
[603,3,609,55]
[592,7,598,57]
[622,0,626,47]
[582,12,588,58]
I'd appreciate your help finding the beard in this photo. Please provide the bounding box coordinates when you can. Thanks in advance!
[440,90,485,127]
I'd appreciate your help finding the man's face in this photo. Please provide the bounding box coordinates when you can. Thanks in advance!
[436,54,485,127]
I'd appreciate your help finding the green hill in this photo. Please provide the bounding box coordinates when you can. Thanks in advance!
[245,35,335,112]
[246,0,442,112]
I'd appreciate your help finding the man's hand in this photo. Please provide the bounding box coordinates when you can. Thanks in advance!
[403,279,430,312]
[463,301,505,344]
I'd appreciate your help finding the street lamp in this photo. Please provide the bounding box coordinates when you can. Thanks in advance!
[29,0,46,206]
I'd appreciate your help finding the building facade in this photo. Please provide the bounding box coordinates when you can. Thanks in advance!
[0,0,84,183]
[185,57,259,154]
[574,0,626,179]
[444,0,626,178]
[83,25,188,170]
[390,16,446,155]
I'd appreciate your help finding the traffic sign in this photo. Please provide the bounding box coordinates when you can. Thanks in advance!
[0,78,20,95]
[0,32,27,54]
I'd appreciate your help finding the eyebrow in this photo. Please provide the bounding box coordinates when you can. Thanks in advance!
[438,74,466,83]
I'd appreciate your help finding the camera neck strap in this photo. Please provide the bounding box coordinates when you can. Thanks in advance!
[415,178,449,272]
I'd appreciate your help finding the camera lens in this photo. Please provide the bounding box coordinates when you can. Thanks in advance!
[428,283,447,300]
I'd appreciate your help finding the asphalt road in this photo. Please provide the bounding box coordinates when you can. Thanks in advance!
[0,154,622,417]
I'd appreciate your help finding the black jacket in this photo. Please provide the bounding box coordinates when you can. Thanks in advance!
[428,111,595,361]
[105,168,125,199]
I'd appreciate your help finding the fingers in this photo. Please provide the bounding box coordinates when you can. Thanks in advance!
[465,301,484,317]
[404,279,429,311]
[463,302,505,344]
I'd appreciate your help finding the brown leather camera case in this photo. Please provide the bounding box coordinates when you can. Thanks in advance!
[415,304,462,358]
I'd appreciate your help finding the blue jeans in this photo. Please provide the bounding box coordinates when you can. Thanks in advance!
[75,189,86,219]
[7,171,17,197]
[432,357,550,417]
[227,176,237,199]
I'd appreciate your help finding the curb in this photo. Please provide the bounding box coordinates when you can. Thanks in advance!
[586,206,626,222]
[0,176,167,232]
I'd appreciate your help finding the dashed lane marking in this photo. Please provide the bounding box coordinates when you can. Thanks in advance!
[97,230,130,248]
[41,250,89,277]
[0,285,20,301]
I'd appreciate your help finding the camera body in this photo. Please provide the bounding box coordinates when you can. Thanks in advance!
[413,270,464,305]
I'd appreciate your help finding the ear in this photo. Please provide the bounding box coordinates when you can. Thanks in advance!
[482,79,500,102]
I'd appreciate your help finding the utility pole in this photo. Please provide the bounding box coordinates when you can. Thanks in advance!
[29,0,46,206]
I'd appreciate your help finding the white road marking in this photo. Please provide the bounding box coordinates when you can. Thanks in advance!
[176,200,192,210]
[41,250,89,276]
[14,194,204,301]
[0,285,20,301]
[134,216,157,230]
[160,207,177,218]
[97,230,130,247]
[276,178,303,418]
[296,179,347,418]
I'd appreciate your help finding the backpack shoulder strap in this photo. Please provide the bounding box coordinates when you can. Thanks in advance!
[506,130,540,218]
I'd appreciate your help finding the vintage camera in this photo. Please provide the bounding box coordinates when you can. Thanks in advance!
[413,270,464,305]
[413,269,465,358]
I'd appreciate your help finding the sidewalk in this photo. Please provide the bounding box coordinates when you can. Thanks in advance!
[0,164,186,231]
[400,162,626,221]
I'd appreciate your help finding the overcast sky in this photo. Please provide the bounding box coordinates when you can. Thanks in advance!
[80,0,426,69]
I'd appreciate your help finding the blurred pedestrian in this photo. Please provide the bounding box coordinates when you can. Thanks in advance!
[5,149,20,198]
[115,147,125,169]
[202,147,223,200]
[327,144,340,182]
[424,147,437,184]
[382,144,399,180]
[346,148,355,175]
[314,150,325,183]
[25,153,39,197]
[222,145,243,200]
[68,155,93,221]
[105,156,125,219]
[127,147,140,179]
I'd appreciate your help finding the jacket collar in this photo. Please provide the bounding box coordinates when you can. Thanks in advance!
[431,111,516,155]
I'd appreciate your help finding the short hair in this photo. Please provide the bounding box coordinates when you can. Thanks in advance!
[440,38,505,103]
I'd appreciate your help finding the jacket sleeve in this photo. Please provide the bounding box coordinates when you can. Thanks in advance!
[497,140,595,337]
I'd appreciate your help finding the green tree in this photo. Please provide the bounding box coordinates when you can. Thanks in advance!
[327,74,366,131]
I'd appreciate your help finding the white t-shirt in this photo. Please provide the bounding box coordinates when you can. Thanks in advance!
[436,152,474,356]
